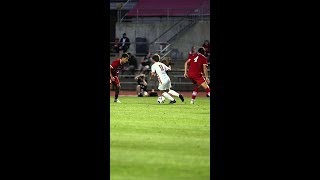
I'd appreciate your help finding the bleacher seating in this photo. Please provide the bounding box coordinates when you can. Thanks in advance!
[127,0,210,17]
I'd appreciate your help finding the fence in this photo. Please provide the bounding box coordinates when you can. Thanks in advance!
[120,8,210,23]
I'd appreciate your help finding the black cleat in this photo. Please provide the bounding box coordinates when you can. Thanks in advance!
[169,99,176,104]
[179,94,184,102]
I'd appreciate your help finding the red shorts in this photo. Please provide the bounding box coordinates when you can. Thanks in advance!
[188,75,206,85]
[110,76,120,86]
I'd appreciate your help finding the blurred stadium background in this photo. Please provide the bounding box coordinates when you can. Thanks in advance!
[109,0,211,92]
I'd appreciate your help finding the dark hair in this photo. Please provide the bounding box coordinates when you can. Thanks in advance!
[152,54,160,62]
[122,53,129,58]
[198,47,205,55]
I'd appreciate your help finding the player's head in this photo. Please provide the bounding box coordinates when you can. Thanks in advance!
[121,53,130,63]
[152,54,161,62]
[123,33,127,38]
[198,47,205,55]
[191,46,196,52]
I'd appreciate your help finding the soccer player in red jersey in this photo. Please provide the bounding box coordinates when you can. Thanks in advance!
[184,47,210,104]
[110,53,130,103]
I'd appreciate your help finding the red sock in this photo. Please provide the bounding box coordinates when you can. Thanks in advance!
[192,87,199,99]
[206,87,210,97]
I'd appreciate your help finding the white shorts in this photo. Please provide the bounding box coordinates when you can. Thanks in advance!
[158,78,171,90]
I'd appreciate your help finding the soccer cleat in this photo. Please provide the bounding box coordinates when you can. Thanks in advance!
[190,99,195,104]
[114,99,121,103]
[179,94,184,102]
[169,99,176,104]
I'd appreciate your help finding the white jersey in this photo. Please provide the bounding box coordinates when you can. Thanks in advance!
[151,62,171,84]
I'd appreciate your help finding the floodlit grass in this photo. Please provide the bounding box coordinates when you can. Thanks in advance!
[110,96,210,180]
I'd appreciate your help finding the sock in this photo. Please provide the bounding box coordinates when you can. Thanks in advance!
[192,87,199,99]
[168,89,180,97]
[205,87,210,97]
[115,86,120,99]
[162,92,174,101]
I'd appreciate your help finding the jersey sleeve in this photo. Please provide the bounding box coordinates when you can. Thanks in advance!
[110,59,119,69]
[165,64,171,71]
[201,55,208,66]
[151,64,156,73]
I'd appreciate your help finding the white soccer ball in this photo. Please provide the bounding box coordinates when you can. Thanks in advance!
[157,96,165,103]
[143,91,148,96]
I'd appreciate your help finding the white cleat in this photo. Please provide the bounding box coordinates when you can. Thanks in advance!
[190,99,195,104]
[114,99,121,103]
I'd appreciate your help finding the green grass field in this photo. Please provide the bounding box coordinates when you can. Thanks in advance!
[110,96,210,180]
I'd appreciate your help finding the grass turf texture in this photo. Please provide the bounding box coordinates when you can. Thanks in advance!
[110,96,210,180]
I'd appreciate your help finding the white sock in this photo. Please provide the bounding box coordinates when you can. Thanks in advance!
[168,89,180,97]
[162,92,174,101]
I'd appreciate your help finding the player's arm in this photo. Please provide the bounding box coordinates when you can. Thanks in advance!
[203,64,210,84]
[143,79,147,86]
[150,65,156,80]
[150,72,155,80]
[184,59,191,78]
[141,75,147,86]
[110,65,115,81]
[166,65,171,71]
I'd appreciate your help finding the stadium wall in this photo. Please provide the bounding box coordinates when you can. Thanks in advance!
[115,21,210,60]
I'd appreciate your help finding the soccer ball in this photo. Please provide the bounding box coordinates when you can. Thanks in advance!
[157,96,165,103]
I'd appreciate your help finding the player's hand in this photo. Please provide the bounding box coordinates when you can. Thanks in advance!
[184,73,188,78]
[206,78,210,84]
[111,77,115,81]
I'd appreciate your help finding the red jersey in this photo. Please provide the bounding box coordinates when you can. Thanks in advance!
[110,59,124,77]
[188,53,208,76]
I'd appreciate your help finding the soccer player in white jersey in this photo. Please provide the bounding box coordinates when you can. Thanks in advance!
[150,54,184,104]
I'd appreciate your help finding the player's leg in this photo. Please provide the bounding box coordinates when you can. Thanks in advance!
[200,81,210,97]
[114,77,121,103]
[168,82,184,102]
[168,88,184,102]
[190,84,199,104]
[159,80,175,103]
[163,89,176,103]
[189,76,199,104]
[136,85,142,97]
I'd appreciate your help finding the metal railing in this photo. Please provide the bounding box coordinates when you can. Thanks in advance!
[119,8,210,23]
